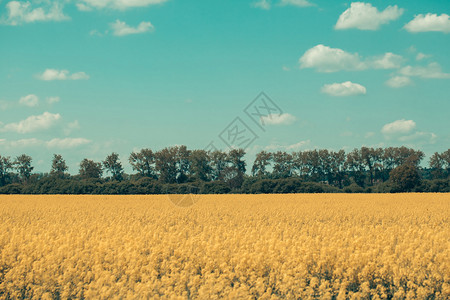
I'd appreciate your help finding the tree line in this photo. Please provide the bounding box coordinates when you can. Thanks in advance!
[0,146,449,194]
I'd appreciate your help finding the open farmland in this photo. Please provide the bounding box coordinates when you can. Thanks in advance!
[0,194,449,299]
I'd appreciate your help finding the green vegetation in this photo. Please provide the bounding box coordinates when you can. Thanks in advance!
[0,146,449,194]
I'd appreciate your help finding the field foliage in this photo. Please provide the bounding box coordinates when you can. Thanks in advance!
[0,194,449,299]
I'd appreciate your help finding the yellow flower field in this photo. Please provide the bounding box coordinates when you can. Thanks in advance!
[0,194,449,299]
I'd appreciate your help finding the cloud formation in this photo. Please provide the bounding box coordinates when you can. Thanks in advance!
[4,1,69,25]
[47,96,60,104]
[381,119,416,135]
[260,113,296,125]
[0,112,61,134]
[321,81,366,96]
[76,0,168,11]
[370,53,404,69]
[404,13,450,33]
[110,19,154,36]
[263,140,311,152]
[279,0,312,7]
[37,69,90,81]
[46,138,91,149]
[253,0,312,10]
[299,44,366,72]
[385,76,412,88]
[19,94,39,107]
[399,63,450,79]
[299,45,403,73]
[0,137,91,149]
[0,138,42,148]
[335,2,403,30]
[253,0,271,10]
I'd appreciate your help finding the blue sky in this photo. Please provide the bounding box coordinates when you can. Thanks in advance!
[1,0,449,173]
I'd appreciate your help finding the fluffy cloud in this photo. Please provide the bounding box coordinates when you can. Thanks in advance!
[370,52,404,69]
[64,120,80,135]
[299,44,366,72]
[299,45,404,72]
[321,81,366,96]
[279,0,312,7]
[0,138,42,148]
[46,138,91,149]
[263,140,311,152]
[253,0,312,10]
[416,53,430,61]
[253,0,271,10]
[381,119,437,145]
[70,72,90,80]
[76,3,92,11]
[19,94,39,107]
[398,131,437,144]
[399,63,450,79]
[381,119,416,135]
[0,112,61,134]
[385,76,412,88]
[0,101,9,111]
[285,140,311,151]
[47,96,60,104]
[37,69,90,80]
[4,1,69,25]
[76,0,168,11]
[260,113,296,125]
[404,13,450,33]
[110,20,154,36]
[335,2,403,30]
[0,137,91,149]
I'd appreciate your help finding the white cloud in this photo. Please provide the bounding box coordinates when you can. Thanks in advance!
[253,0,313,10]
[279,0,312,7]
[321,81,366,96]
[76,3,92,11]
[0,100,10,111]
[89,29,103,36]
[110,19,154,36]
[299,44,365,72]
[0,137,91,149]
[398,131,437,144]
[0,112,61,134]
[64,120,80,135]
[260,113,296,125]
[370,52,404,69]
[70,72,89,80]
[381,119,416,135]
[253,0,271,10]
[19,94,39,107]
[4,1,69,25]
[70,72,90,80]
[335,2,403,30]
[399,62,450,79]
[0,138,43,148]
[77,0,168,11]
[37,69,90,80]
[282,66,290,71]
[386,76,412,88]
[38,69,68,80]
[47,96,60,104]
[365,132,375,138]
[416,52,430,61]
[299,45,405,72]
[46,138,91,149]
[263,140,311,152]
[286,140,311,151]
[380,120,437,145]
[404,13,450,33]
